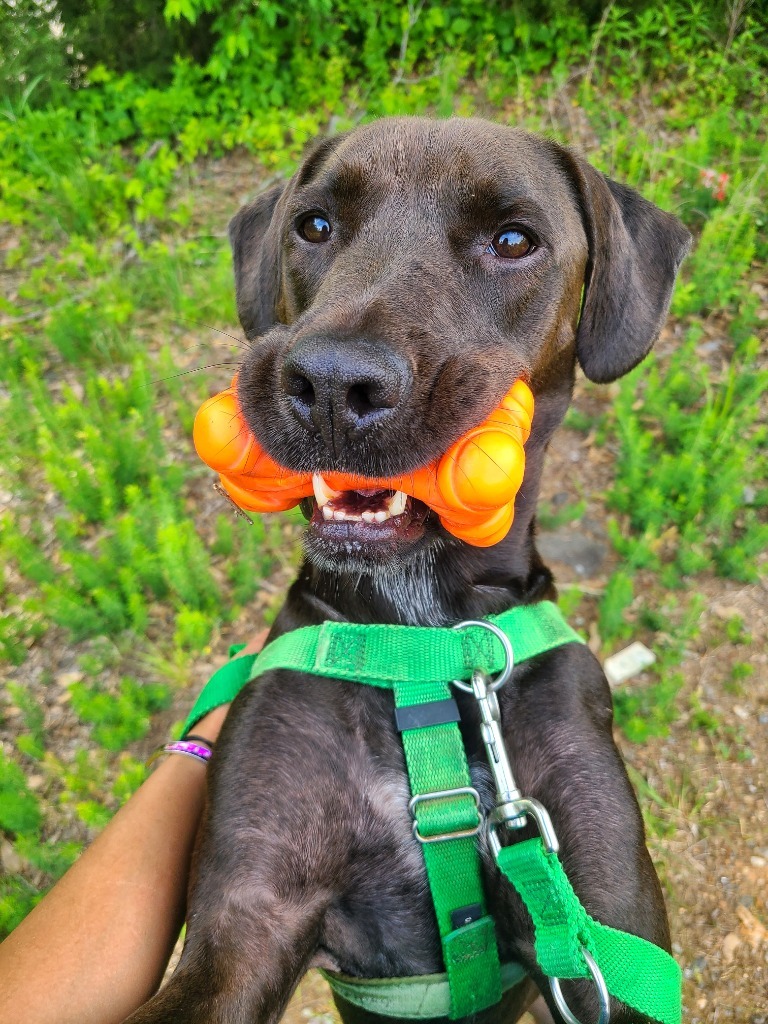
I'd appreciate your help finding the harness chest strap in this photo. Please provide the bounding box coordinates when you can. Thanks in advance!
[182,602,681,1024]
[182,602,583,731]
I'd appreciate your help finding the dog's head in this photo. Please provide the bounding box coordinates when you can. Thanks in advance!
[229,117,690,575]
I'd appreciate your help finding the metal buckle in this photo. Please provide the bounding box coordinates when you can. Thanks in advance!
[408,787,482,844]
[549,947,611,1024]
[451,620,514,693]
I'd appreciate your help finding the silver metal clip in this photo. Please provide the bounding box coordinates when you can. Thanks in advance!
[467,669,560,855]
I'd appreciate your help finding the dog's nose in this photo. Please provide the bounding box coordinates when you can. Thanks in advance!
[282,336,411,450]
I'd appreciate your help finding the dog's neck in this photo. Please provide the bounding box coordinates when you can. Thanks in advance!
[291,508,555,628]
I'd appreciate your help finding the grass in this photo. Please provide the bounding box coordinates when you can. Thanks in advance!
[0,1,766,940]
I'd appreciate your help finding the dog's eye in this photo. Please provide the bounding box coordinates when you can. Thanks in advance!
[297,214,332,243]
[489,228,535,259]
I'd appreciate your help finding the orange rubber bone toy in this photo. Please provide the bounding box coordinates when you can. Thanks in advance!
[193,377,533,547]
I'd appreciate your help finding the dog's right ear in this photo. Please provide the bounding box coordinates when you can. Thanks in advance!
[228,183,284,337]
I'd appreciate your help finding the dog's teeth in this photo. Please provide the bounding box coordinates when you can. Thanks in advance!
[322,505,334,520]
[312,473,342,508]
[333,509,347,522]
[387,490,407,517]
[373,510,389,523]
[361,510,376,523]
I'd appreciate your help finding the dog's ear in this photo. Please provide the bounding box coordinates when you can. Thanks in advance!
[228,183,284,337]
[559,150,692,383]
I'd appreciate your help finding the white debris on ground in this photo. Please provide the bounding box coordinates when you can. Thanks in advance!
[603,641,657,687]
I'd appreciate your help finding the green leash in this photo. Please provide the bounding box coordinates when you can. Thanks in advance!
[183,602,681,1023]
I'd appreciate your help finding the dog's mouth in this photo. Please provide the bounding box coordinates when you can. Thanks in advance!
[301,473,432,562]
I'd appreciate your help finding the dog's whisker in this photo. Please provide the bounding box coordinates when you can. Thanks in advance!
[144,362,240,388]
[169,316,247,347]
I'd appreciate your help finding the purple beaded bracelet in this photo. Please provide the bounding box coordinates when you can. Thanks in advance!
[147,738,213,768]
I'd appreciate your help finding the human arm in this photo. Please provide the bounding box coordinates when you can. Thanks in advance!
[0,634,266,1024]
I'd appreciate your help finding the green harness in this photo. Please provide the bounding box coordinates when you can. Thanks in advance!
[184,602,681,1024]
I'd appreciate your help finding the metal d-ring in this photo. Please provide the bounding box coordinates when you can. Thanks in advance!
[451,619,514,693]
[548,948,611,1024]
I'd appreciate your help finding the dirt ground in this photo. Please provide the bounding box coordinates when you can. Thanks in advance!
[2,153,766,1022]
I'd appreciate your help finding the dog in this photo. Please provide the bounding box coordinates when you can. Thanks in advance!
[126,117,691,1024]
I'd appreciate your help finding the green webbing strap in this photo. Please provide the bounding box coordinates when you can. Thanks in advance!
[394,676,501,1017]
[182,643,256,735]
[182,601,582,735]
[497,840,682,1024]
[319,961,528,1019]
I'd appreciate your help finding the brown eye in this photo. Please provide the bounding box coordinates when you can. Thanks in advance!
[298,214,332,243]
[490,228,534,259]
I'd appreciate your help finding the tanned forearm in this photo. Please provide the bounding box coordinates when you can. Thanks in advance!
[0,704,230,1024]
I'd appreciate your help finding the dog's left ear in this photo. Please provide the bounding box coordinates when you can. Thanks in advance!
[559,150,692,383]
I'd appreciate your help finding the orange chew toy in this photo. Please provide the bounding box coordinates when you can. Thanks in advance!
[193,378,533,547]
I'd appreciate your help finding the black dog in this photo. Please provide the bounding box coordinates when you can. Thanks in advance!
[127,117,691,1024]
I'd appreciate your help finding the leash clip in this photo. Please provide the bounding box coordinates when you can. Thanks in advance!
[466,669,560,855]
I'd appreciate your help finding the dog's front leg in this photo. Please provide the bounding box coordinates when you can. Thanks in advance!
[494,643,672,1024]
[122,885,325,1024]
[123,676,342,1024]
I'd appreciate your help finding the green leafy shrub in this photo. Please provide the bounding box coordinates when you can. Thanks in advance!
[0,750,42,836]
[605,329,768,583]
[70,677,172,750]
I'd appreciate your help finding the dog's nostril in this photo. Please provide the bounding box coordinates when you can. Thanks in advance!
[284,372,315,408]
[347,382,379,418]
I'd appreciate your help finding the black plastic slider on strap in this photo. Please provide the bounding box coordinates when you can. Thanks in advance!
[395,698,461,732]
[450,903,484,929]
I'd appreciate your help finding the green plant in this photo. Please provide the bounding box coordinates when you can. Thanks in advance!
[598,570,635,646]
[69,677,172,750]
[7,683,45,760]
[604,327,768,583]
[0,750,41,836]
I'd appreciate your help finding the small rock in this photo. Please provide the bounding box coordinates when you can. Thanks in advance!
[713,604,742,620]
[604,642,656,687]
[55,670,83,688]
[0,840,24,874]
[722,933,741,963]
[537,529,608,577]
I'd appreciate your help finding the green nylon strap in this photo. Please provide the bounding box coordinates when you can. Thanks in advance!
[182,601,582,735]
[497,840,682,1024]
[320,961,528,1019]
[394,677,501,1017]
[182,643,256,736]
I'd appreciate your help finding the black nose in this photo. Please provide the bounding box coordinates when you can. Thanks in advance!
[282,336,411,452]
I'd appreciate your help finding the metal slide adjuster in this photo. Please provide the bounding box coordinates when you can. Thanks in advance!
[451,620,514,692]
[549,947,611,1024]
[408,787,482,844]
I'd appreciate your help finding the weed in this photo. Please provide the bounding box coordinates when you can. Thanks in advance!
[725,615,752,645]
[69,677,172,751]
[537,498,587,532]
[598,570,635,646]
[7,684,45,760]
